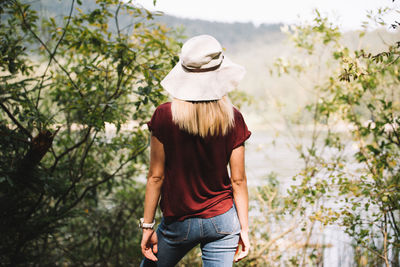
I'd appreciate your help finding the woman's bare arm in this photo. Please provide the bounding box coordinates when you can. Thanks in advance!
[141,135,165,261]
[229,145,250,261]
[143,135,165,222]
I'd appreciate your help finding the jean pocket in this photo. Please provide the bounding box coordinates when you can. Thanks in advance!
[210,206,241,235]
[159,218,191,242]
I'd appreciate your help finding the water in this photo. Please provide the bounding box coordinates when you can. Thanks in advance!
[245,129,355,266]
[245,129,304,186]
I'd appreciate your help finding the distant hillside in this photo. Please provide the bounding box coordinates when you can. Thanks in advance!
[26,0,283,49]
[154,14,283,48]
[28,0,97,19]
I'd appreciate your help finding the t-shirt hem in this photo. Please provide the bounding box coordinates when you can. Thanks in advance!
[163,197,234,222]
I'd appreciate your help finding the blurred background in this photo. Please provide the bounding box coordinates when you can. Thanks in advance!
[1,0,399,266]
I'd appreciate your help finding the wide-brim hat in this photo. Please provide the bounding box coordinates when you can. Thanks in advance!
[161,35,246,101]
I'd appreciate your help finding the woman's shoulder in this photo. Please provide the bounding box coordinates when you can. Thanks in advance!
[152,102,172,117]
[233,106,245,121]
[148,102,173,139]
[155,102,172,112]
[151,102,173,125]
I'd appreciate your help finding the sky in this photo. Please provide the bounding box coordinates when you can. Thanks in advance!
[133,0,399,30]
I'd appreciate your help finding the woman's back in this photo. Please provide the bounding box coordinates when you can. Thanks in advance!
[148,102,250,220]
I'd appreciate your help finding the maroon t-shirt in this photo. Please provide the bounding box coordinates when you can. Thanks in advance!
[147,102,251,221]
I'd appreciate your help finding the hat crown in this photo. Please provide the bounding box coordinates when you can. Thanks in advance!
[160,34,246,101]
[180,35,223,69]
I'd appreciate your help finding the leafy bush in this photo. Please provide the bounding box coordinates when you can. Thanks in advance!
[0,0,179,265]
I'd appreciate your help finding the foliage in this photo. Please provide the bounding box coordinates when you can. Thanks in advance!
[240,172,327,266]
[0,0,180,265]
[272,7,400,267]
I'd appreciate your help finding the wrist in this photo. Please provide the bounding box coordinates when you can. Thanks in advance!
[139,218,155,229]
[142,228,155,233]
[240,227,249,232]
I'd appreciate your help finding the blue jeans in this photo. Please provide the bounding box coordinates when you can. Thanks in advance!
[140,205,240,267]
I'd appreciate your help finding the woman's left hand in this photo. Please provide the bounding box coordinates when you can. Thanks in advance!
[141,229,158,261]
[234,230,250,262]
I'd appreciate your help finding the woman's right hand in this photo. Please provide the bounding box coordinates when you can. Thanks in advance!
[141,229,158,261]
[234,230,250,262]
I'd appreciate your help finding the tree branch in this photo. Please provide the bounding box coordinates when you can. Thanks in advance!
[50,127,92,173]
[36,0,76,108]
[13,0,84,98]
[114,2,122,40]
[0,101,32,138]
[66,143,148,213]
[53,129,97,210]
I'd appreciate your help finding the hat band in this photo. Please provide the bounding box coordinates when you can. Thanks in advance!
[181,56,224,73]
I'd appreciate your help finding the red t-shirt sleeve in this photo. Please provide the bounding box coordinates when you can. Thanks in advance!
[147,105,166,143]
[232,109,251,149]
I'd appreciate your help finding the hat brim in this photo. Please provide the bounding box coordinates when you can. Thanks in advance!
[160,56,246,101]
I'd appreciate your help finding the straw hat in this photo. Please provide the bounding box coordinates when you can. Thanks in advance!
[160,35,246,101]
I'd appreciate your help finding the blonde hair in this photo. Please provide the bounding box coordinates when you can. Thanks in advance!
[171,96,234,138]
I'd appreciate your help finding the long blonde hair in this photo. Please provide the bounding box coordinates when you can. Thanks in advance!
[171,96,234,138]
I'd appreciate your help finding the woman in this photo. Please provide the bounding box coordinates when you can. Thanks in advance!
[140,35,251,266]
